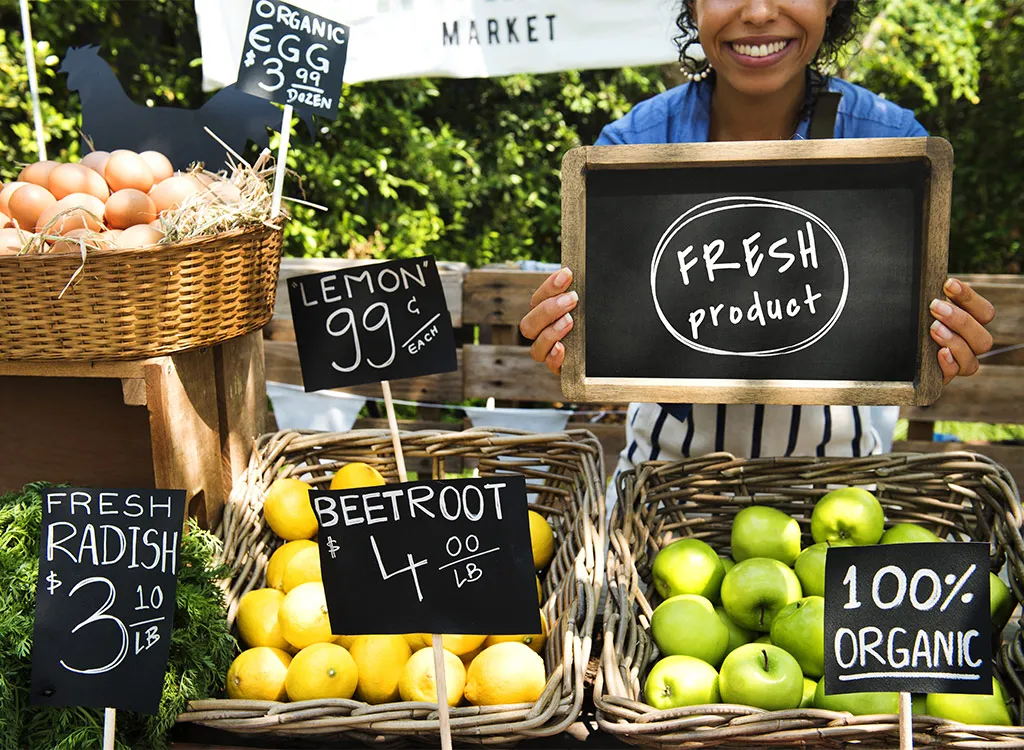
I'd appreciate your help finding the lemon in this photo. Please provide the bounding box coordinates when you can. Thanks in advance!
[266,540,317,591]
[335,635,359,649]
[415,634,486,656]
[399,647,466,706]
[264,478,318,540]
[404,633,429,651]
[349,635,412,704]
[460,644,485,666]
[279,582,335,650]
[226,647,292,701]
[236,588,294,652]
[282,546,322,592]
[464,642,546,706]
[484,612,548,654]
[528,510,555,570]
[330,462,387,490]
[285,642,359,701]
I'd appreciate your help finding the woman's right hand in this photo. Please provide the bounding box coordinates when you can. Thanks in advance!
[518,267,578,374]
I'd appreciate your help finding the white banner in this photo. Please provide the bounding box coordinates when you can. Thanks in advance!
[195,0,679,90]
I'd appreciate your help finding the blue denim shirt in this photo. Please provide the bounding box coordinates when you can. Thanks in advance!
[595,77,928,146]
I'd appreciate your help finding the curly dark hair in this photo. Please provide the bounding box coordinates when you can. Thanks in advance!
[675,0,866,110]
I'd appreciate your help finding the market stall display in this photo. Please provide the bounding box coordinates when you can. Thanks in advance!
[597,452,1024,747]
[178,426,605,745]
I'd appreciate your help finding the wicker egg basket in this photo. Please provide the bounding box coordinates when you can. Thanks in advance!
[177,427,606,746]
[597,451,1024,748]
[0,224,283,361]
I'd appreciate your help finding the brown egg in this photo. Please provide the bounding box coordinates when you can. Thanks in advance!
[150,174,202,214]
[0,210,11,229]
[205,180,241,205]
[104,189,156,229]
[117,223,164,248]
[102,229,123,245]
[18,160,59,187]
[35,193,106,235]
[148,219,162,230]
[0,182,28,216]
[49,228,96,254]
[80,150,111,175]
[8,184,57,233]
[0,227,27,254]
[139,151,174,183]
[104,150,154,193]
[48,163,110,202]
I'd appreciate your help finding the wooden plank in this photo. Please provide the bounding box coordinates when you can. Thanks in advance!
[0,376,155,494]
[560,147,587,403]
[901,365,1024,425]
[214,332,267,519]
[144,348,225,530]
[274,257,467,327]
[958,274,1023,346]
[895,440,1024,488]
[464,344,563,402]
[463,268,549,326]
[264,339,464,403]
[121,378,147,406]
[0,358,150,379]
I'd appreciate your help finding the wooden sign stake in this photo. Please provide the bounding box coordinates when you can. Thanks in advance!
[899,691,913,749]
[270,103,292,218]
[18,0,46,159]
[103,707,116,750]
[379,380,453,750]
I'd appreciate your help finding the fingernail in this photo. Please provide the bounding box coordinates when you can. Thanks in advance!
[554,313,572,333]
[931,320,953,341]
[558,291,578,309]
[945,278,962,295]
[555,268,572,287]
[931,299,953,317]
[941,348,955,365]
[551,342,563,357]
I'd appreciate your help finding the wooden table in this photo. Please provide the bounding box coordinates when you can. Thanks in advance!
[0,331,267,529]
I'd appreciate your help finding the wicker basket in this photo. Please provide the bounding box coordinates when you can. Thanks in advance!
[597,451,1024,748]
[178,427,605,746]
[0,225,283,361]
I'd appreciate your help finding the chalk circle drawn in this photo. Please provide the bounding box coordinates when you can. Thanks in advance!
[650,196,850,358]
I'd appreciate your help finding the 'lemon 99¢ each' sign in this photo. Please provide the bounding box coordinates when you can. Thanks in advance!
[311,476,542,635]
[30,489,185,714]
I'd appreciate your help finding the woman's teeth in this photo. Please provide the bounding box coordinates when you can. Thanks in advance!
[731,40,789,58]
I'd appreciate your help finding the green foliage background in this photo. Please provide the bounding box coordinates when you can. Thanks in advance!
[0,0,1019,272]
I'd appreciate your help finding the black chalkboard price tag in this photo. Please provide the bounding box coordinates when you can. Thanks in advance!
[287,256,458,392]
[30,488,186,714]
[237,0,349,119]
[560,138,953,406]
[823,542,991,696]
[310,477,542,635]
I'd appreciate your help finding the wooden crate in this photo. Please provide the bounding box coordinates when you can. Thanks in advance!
[0,331,267,529]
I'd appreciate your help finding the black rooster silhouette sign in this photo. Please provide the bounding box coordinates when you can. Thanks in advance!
[60,45,313,171]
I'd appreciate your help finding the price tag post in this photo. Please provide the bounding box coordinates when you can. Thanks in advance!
[824,542,992,750]
[236,0,350,216]
[288,256,461,747]
[30,489,186,749]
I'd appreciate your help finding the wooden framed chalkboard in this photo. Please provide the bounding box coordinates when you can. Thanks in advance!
[560,138,952,406]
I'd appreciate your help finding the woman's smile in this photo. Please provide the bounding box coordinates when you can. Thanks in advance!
[725,36,796,67]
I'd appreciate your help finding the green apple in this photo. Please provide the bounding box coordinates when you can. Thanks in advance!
[925,677,1012,725]
[721,557,803,632]
[720,556,735,573]
[770,596,825,678]
[811,487,885,545]
[652,538,726,601]
[813,678,898,714]
[718,644,803,710]
[793,540,855,597]
[651,594,729,666]
[880,523,942,543]
[800,678,817,708]
[644,655,720,710]
[991,572,1015,632]
[731,506,802,565]
[715,605,754,656]
[912,694,927,715]
[754,634,772,644]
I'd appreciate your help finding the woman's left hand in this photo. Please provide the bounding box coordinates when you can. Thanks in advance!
[929,277,996,384]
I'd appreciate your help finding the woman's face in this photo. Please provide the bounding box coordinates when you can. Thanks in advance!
[693,0,838,96]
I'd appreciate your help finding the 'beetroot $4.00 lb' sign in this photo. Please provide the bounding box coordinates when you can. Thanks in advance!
[310,477,542,636]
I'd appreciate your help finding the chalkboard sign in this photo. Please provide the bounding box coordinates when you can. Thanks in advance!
[560,139,952,406]
[287,256,458,392]
[823,542,991,695]
[310,477,542,635]
[31,489,186,714]
[237,0,349,119]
